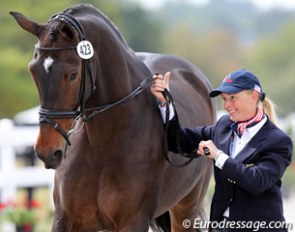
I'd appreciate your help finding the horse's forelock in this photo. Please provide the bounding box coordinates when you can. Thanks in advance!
[48,20,62,41]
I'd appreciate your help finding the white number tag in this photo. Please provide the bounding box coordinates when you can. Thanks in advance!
[76,40,94,59]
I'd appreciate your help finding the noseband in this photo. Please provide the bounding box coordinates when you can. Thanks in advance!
[36,13,154,146]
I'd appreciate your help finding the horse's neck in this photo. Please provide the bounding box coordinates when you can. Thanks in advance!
[83,47,155,148]
[85,17,151,108]
[83,54,152,142]
[91,50,150,106]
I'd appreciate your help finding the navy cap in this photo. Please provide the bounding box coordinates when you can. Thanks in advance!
[209,68,262,98]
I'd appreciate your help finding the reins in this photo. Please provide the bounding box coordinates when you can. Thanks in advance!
[162,89,200,167]
[82,75,155,121]
[35,12,197,167]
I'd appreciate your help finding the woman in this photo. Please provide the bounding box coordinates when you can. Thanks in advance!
[151,68,293,232]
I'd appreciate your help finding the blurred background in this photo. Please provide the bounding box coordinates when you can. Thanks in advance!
[0,0,294,231]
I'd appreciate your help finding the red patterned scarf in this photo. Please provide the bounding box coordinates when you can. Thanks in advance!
[232,108,264,136]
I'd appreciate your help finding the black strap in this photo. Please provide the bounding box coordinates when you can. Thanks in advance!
[51,13,86,40]
[83,75,155,121]
[40,117,72,146]
[162,89,200,167]
[51,13,96,94]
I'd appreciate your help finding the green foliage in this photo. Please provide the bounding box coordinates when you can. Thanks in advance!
[155,0,295,115]
[0,0,162,118]
[121,5,163,52]
[3,207,35,226]
[0,199,40,226]
[162,22,246,88]
[283,164,295,192]
[0,0,74,118]
[246,22,295,115]
[2,0,295,118]
[0,47,38,117]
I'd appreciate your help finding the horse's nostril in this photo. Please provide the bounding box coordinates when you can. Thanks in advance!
[45,149,64,169]
[34,149,64,169]
[54,150,63,160]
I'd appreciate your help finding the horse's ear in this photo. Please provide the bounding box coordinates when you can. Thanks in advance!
[10,12,41,37]
[59,23,76,40]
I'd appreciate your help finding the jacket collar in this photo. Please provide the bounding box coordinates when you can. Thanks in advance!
[235,118,272,162]
[219,115,273,162]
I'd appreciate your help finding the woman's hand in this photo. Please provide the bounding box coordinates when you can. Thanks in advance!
[151,72,170,104]
[197,140,220,160]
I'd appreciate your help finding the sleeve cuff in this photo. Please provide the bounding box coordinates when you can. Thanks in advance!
[215,152,229,169]
[159,102,175,122]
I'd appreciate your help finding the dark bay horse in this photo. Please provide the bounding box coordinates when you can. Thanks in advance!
[10,4,216,232]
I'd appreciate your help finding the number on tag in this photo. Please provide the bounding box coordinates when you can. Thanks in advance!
[76,40,94,59]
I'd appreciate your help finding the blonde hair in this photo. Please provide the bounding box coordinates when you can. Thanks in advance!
[247,90,278,125]
[258,96,278,125]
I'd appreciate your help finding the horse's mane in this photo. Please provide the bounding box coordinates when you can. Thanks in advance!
[61,4,129,48]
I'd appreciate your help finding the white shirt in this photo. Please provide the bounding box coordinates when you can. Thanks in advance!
[215,116,267,168]
[159,103,175,121]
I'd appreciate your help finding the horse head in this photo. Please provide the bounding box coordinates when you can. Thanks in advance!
[10,9,96,169]
[10,4,152,169]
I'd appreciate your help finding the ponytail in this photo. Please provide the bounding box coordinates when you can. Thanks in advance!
[258,97,278,125]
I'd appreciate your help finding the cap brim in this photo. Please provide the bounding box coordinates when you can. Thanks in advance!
[209,86,244,97]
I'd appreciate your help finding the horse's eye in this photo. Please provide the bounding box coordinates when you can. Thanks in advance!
[69,73,78,81]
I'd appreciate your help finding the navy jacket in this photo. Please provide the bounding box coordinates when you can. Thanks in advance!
[167,115,293,231]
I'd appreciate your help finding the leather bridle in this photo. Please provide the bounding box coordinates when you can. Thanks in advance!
[36,13,154,145]
[35,13,195,167]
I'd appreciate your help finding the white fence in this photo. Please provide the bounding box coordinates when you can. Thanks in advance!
[0,118,54,206]
[0,118,55,231]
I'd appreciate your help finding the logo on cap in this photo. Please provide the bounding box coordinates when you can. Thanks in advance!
[254,84,261,93]
[223,74,233,83]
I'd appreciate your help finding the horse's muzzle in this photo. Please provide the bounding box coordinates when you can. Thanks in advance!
[35,148,64,169]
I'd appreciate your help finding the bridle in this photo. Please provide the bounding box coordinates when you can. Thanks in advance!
[36,13,154,145]
[35,13,197,167]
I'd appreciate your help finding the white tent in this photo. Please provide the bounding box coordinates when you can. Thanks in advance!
[14,106,39,125]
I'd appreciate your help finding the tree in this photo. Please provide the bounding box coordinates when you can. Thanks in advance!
[161,21,246,89]
[0,0,162,118]
[246,22,295,115]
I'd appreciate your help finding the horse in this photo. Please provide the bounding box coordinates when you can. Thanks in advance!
[10,4,216,232]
